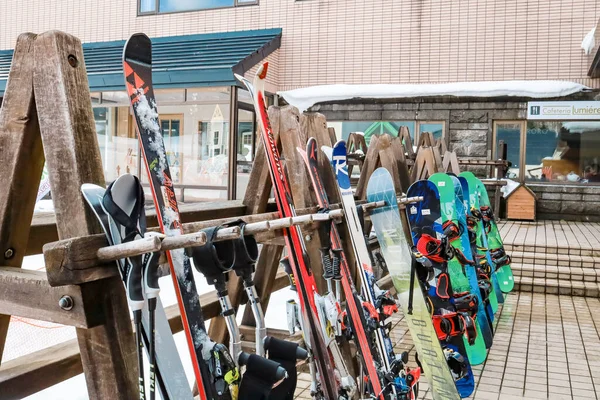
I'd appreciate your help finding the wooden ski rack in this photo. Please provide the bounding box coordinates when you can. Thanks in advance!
[0,29,502,400]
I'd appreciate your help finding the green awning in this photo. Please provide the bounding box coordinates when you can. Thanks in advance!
[0,28,282,94]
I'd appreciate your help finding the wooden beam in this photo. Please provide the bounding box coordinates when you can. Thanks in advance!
[0,33,44,366]
[0,269,290,399]
[33,30,137,399]
[0,267,102,328]
[43,206,323,287]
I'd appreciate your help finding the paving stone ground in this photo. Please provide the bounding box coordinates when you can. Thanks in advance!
[294,292,600,399]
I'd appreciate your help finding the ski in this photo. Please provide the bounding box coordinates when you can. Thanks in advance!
[406,179,475,398]
[367,168,460,400]
[81,182,194,400]
[328,140,397,374]
[298,138,387,398]
[429,173,489,364]
[123,33,216,400]
[236,63,340,399]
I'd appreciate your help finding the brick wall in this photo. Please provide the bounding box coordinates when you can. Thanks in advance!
[0,0,599,90]
[529,184,600,221]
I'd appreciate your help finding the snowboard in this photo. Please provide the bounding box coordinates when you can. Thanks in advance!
[455,176,497,325]
[406,180,475,398]
[473,176,514,293]
[123,33,216,400]
[458,172,505,305]
[449,175,494,348]
[368,168,461,400]
[429,173,489,364]
[81,184,193,400]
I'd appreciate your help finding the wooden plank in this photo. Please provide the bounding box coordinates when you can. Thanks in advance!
[27,200,248,258]
[33,31,137,399]
[356,134,381,199]
[0,33,44,365]
[0,267,102,328]
[390,137,411,191]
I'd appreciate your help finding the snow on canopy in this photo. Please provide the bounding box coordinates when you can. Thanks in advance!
[279,81,589,112]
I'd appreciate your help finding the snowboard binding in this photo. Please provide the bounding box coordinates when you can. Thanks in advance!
[443,348,468,381]
[490,247,511,267]
[432,312,476,343]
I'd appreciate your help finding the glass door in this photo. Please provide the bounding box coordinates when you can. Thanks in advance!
[160,114,184,183]
[235,106,256,199]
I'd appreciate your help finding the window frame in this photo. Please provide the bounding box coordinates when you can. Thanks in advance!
[138,0,258,16]
[492,120,526,183]
[415,120,446,147]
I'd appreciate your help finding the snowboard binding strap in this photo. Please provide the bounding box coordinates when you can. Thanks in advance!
[442,220,463,242]
[490,247,511,267]
[478,279,492,304]
[453,292,479,316]
[415,234,454,263]
[432,312,476,343]
[443,348,469,381]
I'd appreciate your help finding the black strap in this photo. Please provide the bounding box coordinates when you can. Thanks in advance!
[186,225,234,290]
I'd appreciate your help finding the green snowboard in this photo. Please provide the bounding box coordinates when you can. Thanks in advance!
[473,177,514,293]
[429,173,488,365]
[458,172,503,308]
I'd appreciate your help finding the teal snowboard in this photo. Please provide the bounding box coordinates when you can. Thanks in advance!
[429,173,489,364]
[368,168,461,400]
[459,172,505,305]
[473,176,514,293]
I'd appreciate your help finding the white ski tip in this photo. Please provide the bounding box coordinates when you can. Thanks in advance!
[321,146,333,161]
[233,73,245,82]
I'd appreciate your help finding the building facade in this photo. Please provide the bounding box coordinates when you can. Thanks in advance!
[1,0,600,217]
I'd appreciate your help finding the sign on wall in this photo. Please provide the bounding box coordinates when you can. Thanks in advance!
[528,101,600,120]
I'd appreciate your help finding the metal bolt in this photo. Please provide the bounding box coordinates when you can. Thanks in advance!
[305,234,312,241]
[59,295,74,311]
[67,54,78,68]
[4,248,14,259]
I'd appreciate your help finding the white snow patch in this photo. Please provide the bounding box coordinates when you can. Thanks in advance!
[136,91,167,182]
[582,26,596,55]
[279,81,589,112]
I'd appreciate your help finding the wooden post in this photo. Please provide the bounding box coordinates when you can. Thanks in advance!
[0,33,44,364]
[33,31,137,399]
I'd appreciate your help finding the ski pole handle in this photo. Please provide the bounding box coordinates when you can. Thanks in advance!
[143,232,162,301]
[126,255,145,312]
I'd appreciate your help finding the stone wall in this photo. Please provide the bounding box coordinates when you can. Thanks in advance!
[528,184,600,222]
[312,97,600,221]
[314,99,527,177]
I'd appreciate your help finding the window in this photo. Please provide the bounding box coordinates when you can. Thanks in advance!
[493,120,600,184]
[525,121,600,184]
[139,0,257,14]
[213,131,220,145]
[493,121,524,180]
[326,120,445,147]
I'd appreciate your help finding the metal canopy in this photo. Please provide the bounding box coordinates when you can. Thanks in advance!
[0,28,282,93]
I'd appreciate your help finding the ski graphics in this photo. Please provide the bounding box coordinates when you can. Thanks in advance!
[406,180,475,398]
[455,176,497,326]
[458,172,504,306]
[297,138,385,398]
[81,184,193,400]
[236,63,339,399]
[429,173,488,364]
[329,141,396,370]
[473,177,514,293]
[367,168,460,400]
[123,33,215,400]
